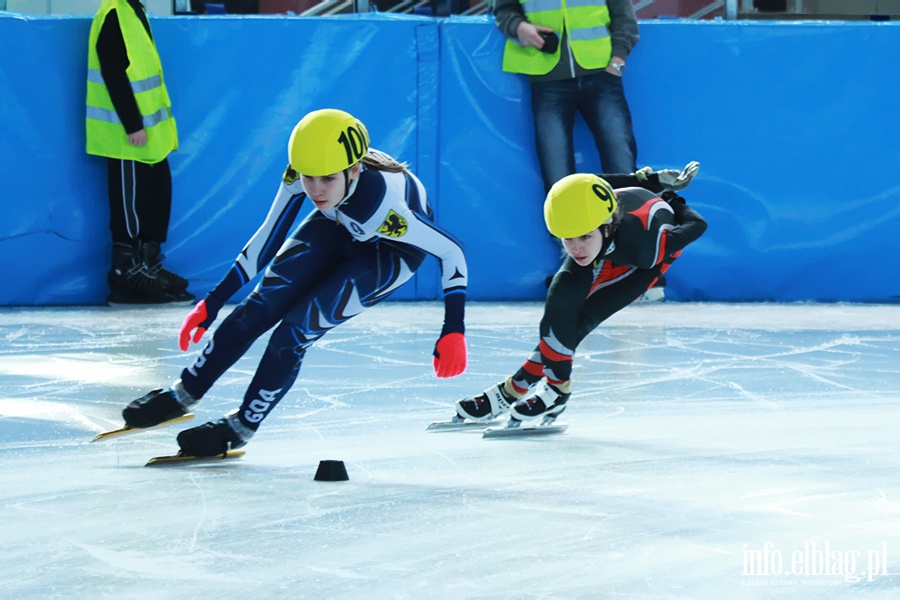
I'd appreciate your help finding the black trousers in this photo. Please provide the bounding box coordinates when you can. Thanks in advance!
[106,157,172,245]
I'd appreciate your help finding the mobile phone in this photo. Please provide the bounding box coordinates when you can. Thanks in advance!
[538,31,559,54]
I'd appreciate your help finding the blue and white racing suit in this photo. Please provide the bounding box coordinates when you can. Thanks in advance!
[179,150,467,431]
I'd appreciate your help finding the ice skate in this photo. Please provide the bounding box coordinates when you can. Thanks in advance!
[633,277,666,304]
[633,286,665,303]
[508,381,570,423]
[122,381,197,429]
[456,381,516,422]
[427,381,516,431]
[483,382,571,438]
[176,410,254,458]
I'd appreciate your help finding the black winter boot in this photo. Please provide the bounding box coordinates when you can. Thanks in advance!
[107,243,189,305]
[142,241,191,294]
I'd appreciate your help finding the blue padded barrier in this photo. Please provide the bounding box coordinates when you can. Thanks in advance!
[0,14,433,305]
[0,14,897,305]
[438,18,900,302]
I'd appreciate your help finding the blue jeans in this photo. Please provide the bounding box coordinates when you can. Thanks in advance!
[531,71,638,192]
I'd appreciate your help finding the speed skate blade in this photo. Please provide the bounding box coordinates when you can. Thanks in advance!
[426,419,502,432]
[92,413,195,442]
[145,449,246,466]
[482,422,568,439]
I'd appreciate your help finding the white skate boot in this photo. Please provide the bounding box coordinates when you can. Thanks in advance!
[455,381,517,422]
[509,380,570,424]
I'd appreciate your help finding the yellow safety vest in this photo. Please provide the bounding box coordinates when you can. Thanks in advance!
[85,0,177,164]
[502,0,612,76]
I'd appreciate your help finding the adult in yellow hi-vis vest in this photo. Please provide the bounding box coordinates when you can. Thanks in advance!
[86,0,193,306]
[495,0,663,301]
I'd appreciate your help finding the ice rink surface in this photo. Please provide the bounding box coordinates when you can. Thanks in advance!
[1,302,899,599]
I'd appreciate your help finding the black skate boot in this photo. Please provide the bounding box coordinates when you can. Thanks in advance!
[142,241,191,296]
[177,410,254,457]
[122,381,197,429]
[456,381,516,422]
[509,382,570,423]
[107,243,192,305]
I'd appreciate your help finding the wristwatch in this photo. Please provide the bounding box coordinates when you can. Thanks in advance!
[610,62,625,74]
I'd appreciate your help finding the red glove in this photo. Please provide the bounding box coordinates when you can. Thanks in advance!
[179,300,209,351]
[432,332,467,378]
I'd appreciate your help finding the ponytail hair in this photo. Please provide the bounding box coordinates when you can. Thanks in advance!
[361,149,408,173]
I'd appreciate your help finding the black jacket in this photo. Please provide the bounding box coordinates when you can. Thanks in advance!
[95,0,154,135]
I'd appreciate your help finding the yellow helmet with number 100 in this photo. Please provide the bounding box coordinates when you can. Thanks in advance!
[288,109,370,176]
[543,173,618,239]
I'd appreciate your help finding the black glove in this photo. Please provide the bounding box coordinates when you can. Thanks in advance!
[662,190,685,205]
[664,191,699,228]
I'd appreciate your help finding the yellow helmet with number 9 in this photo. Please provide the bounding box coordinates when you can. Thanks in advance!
[288,109,370,176]
[543,173,618,238]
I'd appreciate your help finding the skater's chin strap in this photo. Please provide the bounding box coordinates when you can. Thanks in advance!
[337,169,361,206]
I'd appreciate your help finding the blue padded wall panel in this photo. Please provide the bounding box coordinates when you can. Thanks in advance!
[0,14,432,305]
[1,15,898,305]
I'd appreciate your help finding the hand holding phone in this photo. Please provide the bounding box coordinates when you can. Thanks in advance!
[539,31,559,54]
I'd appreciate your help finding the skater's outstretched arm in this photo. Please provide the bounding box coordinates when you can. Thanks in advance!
[602,161,700,193]
[179,171,309,351]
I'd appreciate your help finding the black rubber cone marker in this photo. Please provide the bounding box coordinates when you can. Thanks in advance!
[314,460,349,481]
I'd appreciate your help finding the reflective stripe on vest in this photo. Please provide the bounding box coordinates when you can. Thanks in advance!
[86,104,171,129]
[525,0,560,11]
[85,0,177,163]
[86,69,169,130]
[502,0,612,76]
[569,25,610,42]
[87,69,162,94]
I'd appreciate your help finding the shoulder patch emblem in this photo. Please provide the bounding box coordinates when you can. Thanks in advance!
[377,210,408,238]
[283,165,299,185]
